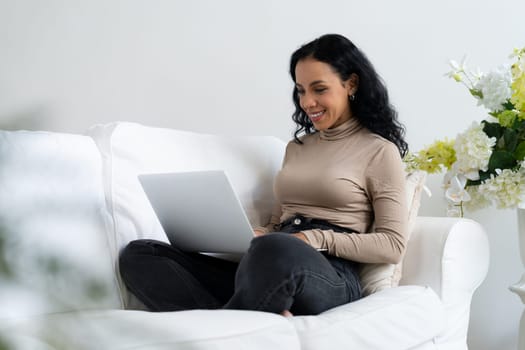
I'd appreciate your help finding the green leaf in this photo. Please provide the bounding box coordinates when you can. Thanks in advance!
[466,179,481,186]
[512,117,525,129]
[478,171,492,182]
[514,141,525,161]
[503,100,515,111]
[467,171,491,186]
[482,121,502,139]
[504,128,518,152]
[470,89,483,99]
[488,150,516,172]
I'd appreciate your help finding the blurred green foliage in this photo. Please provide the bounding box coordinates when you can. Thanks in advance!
[0,225,113,349]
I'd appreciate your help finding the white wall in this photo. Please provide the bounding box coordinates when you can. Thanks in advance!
[1,0,524,348]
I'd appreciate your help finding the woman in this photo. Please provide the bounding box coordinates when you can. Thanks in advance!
[119,33,408,316]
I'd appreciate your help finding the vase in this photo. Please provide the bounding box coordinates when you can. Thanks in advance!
[510,205,525,349]
[446,202,464,217]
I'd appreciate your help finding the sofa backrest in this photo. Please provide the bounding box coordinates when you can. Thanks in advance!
[88,122,427,304]
[88,122,286,306]
[0,130,123,319]
[0,124,427,314]
[88,122,286,246]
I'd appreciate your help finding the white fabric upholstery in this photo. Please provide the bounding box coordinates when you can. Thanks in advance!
[88,122,285,306]
[1,310,300,350]
[291,286,444,350]
[87,122,284,252]
[0,123,490,350]
[401,217,490,347]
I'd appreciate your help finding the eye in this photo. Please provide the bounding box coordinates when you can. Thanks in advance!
[314,87,327,94]
[296,89,305,96]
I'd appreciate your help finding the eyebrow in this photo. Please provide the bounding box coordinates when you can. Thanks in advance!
[295,80,326,88]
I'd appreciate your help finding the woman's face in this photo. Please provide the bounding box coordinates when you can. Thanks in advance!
[294,58,357,131]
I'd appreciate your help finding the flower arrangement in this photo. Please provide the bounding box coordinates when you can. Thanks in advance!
[405,48,525,216]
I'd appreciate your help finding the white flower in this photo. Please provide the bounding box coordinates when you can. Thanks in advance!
[478,169,525,209]
[510,48,525,60]
[463,186,492,211]
[519,160,525,174]
[471,66,483,81]
[453,122,496,179]
[474,65,512,111]
[446,56,468,82]
[445,174,471,203]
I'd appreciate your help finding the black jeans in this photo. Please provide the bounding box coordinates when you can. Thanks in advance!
[119,215,362,315]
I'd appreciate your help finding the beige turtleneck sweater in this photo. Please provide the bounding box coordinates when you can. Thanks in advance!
[265,118,408,264]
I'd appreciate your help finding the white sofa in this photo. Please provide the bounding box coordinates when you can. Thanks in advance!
[0,122,489,350]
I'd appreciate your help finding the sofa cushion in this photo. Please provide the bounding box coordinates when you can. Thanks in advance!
[0,309,300,350]
[359,171,427,295]
[0,130,122,318]
[88,121,285,247]
[290,285,443,350]
[88,122,285,305]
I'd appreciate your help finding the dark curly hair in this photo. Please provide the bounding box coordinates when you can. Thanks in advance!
[289,34,408,157]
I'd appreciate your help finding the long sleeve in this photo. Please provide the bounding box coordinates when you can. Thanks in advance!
[274,118,408,264]
[253,202,282,234]
[301,143,408,263]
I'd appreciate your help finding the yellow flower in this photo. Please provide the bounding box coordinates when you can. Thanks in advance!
[511,72,525,111]
[497,109,520,126]
[511,50,525,112]
[404,139,456,174]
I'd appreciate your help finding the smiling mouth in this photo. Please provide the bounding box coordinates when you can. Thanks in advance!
[309,110,325,122]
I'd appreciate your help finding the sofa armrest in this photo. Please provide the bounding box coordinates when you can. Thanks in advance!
[400,216,489,346]
[401,216,489,301]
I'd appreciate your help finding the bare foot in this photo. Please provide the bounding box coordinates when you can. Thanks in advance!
[280,310,293,317]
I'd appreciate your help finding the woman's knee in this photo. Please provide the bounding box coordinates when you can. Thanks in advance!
[250,233,308,257]
[243,233,319,273]
[121,239,168,257]
[120,240,150,260]
[119,239,163,273]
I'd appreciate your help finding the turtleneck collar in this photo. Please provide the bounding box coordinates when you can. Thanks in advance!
[319,117,362,141]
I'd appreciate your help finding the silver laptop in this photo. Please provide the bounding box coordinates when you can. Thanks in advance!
[138,170,255,258]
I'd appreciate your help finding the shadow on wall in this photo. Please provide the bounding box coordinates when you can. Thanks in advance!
[0,106,55,131]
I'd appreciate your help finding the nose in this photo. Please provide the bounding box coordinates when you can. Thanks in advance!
[300,92,316,111]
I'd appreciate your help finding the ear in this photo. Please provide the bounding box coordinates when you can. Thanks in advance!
[346,73,359,96]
